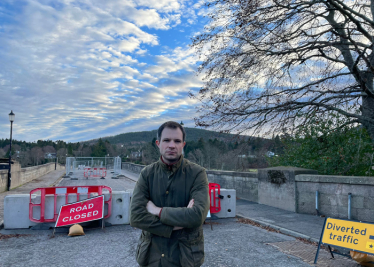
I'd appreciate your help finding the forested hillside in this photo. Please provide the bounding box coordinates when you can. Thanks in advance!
[0,128,275,171]
[88,127,241,144]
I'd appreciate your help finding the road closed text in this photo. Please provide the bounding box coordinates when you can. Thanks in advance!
[62,203,99,222]
[55,195,105,227]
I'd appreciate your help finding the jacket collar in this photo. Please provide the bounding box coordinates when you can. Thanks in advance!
[158,154,184,172]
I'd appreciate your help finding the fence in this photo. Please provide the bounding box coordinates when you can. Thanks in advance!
[65,157,118,177]
[113,157,121,175]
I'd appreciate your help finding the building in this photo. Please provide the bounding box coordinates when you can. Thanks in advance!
[130,151,142,159]
[44,153,57,159]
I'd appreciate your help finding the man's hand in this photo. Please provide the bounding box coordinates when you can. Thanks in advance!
[147,199,195,230]
[173,199,194,231]
[187,199,194,208]
[146,200,161,216]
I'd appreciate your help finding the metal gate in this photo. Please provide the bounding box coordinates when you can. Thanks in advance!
[65,157,117,177]
[113,156,121,175]
[209,183,222,213]
[29,186,112,223]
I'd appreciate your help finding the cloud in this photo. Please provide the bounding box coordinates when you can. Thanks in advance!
[0,0,205,142]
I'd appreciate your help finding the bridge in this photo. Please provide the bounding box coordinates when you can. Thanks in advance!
[0,159,372,266]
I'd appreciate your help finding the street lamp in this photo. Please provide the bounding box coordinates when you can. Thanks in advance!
[7,110,15,191]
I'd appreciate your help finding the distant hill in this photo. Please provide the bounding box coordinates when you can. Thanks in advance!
[91,127,248,144]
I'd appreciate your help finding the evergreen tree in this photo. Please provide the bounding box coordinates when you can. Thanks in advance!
[269,113,374,176]
[91,138,107,157]
[67,144,73,156]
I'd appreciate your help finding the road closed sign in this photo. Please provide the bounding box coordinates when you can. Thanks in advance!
[321,217,374,254]
[55,195,104,227]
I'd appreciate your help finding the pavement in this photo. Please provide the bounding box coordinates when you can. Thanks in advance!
[0,169,66,225]
[0,219,320,267]
[236,199,325,243]
[58,168,139,190]
[0,169,360,266]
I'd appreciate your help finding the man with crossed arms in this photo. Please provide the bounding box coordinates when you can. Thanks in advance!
[130,121,209,267]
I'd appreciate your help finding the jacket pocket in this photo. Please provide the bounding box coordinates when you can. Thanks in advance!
[136,232,152,266]
[179,230,204,267]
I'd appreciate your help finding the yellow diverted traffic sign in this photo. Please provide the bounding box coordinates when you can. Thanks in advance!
[322,217,374,254]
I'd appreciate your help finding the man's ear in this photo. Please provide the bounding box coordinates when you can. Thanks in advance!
[183,141,186,148]
[156,139,160,147]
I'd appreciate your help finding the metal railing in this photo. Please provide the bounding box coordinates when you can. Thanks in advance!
[113,157,121,175]
[65,157,117,177]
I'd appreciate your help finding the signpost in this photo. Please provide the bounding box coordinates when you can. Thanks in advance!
[315,217,374,263]
[55,195,104,228]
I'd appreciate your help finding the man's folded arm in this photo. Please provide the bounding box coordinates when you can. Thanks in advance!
[160,170,210,228]
[130,173,173,238]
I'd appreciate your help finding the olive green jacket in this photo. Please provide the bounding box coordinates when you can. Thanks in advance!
[130,155,210,267]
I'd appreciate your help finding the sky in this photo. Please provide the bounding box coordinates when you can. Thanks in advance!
[0,0,208,142]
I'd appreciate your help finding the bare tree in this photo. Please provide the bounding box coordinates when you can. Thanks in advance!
[191,0,374,142]
[104,142,117,157]
[12,144,21,154]
[3,144,21,159]
[3,144,10,153]
[30,147,44,165]
[42,146,56,153]
[82,146,92,157]
[142,143,159,165]
[57,148,68,164]
[21,149,33,167]
[187,151,199,164]
[193,149,205,167]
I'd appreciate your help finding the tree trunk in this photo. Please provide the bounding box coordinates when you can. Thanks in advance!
[361,96,374,143]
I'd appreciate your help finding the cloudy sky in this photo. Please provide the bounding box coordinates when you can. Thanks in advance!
[0,0,207,142]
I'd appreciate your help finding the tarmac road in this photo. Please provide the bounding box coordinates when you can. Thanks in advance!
[57,169,139,191]
[0,169,358,266]
[0,218,311,267]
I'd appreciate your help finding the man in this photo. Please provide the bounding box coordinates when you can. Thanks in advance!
[130,121,210,267]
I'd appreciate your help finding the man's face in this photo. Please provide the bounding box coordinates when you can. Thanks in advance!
[156,127,186,164]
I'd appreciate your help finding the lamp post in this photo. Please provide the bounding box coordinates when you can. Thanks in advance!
[7,110,15,191]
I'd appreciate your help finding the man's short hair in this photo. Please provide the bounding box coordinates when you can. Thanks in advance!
[157,121,186,141]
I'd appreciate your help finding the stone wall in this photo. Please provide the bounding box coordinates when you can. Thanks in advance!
[121,162,258,201]
[121,162,374,222]
[0,168,9,192]
[206,170,258,202]
[0,162,65,192]
[122,162,146,174]
[258,167,317,212]
[296,175,374,222]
